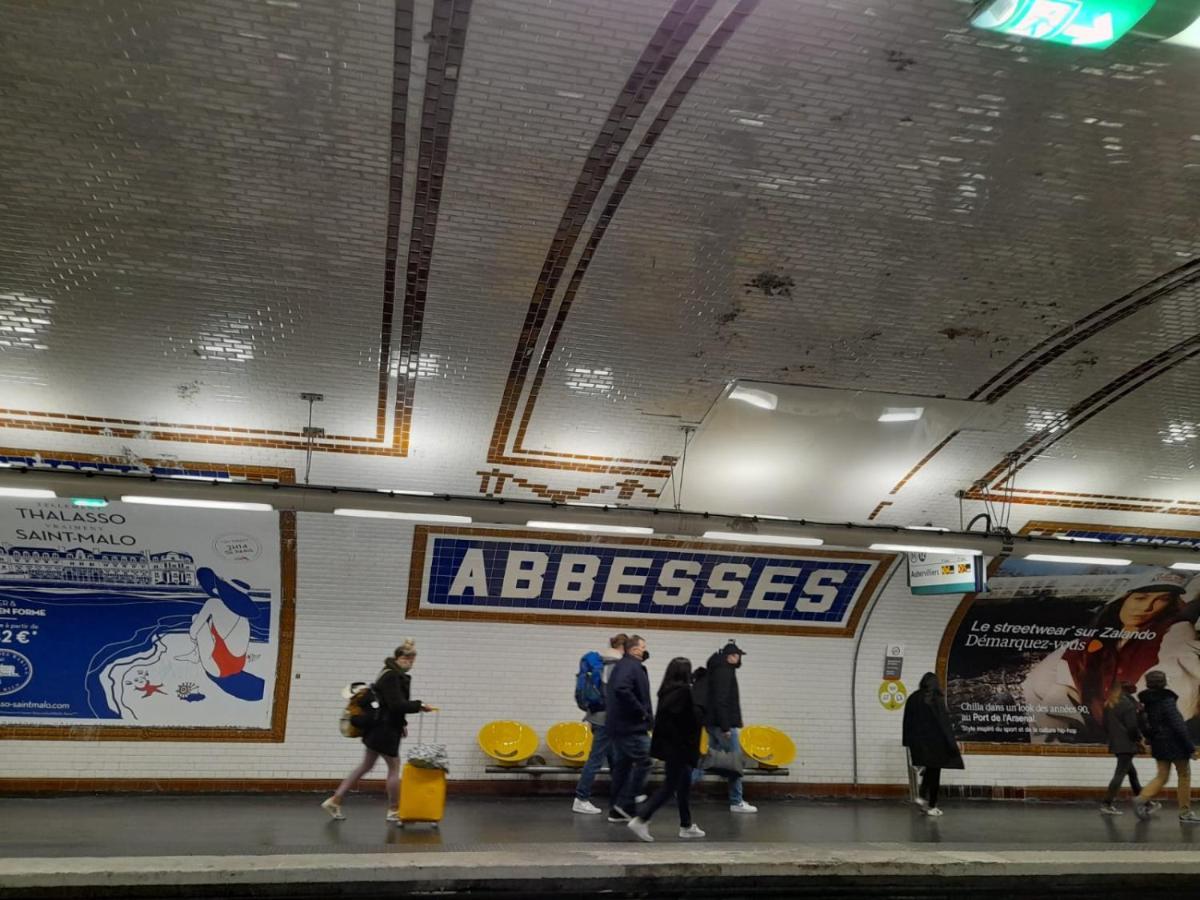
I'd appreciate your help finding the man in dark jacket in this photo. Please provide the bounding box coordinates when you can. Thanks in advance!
[605,635,653,822]
[700,641,756,813]
[1134,670,1199,823]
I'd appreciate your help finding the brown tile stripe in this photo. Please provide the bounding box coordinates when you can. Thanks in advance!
[873,257,1200,514]
[0,0,435,457]
[391,0,473,455]
[509,0,761,472]
[972,331,1200,492]
[971,256,1200,403]
[884,430,961,497]
[866,501,892,521]
[487,0,722,476]
[0,446,296,485]
[375,0,415,441]
[477,468,662,503]
[0,448,297,743]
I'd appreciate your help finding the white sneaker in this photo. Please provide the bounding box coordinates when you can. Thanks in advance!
[914,797,929,810]
[635,794,648,804]
[573,798,603,815]
[320,798,345,820]
[729,801,758,814]
[386,810,400,823]
[679,824,706,839]
[924,807,945,817]
[627,817,654,842]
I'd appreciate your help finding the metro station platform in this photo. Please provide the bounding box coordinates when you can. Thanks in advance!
[3,793,1200,898]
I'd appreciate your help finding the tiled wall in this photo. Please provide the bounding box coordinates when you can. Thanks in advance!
[0,512,1134,791]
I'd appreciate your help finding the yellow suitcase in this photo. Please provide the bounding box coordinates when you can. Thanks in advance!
[398,763,446,826]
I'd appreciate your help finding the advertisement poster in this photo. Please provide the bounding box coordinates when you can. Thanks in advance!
[940,527,1200,752]
[409,526,896,636]
[0,498,289,737]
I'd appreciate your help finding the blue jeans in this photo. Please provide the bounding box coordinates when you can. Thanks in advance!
[696,726,744,805]
[609,732,651,813]
[574,723,612,801]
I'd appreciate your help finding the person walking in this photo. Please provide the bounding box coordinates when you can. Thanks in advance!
[572,633,627,815]
[902,671,964,817]
[1134,670,1199,823]
[322,639,433,821]
[700,641,757,813]
[1100,681,1144,815]
[627,657,705,842]
[605,635,653,822]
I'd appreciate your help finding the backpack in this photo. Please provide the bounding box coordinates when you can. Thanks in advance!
[574,651,606,713]
[339,682,382,738]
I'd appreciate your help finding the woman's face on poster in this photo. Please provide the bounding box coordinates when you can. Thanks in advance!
[1119,590,1176,628]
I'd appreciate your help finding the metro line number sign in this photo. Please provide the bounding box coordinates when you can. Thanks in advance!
[971,0,1157,48]
[407,527,898,637]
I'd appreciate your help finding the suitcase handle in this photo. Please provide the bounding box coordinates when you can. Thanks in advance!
[416,709,439,743]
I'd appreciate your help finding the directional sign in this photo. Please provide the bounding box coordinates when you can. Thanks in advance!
[971,0,1157,49]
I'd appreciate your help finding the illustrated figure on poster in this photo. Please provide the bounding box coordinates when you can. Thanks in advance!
[175,567,265,702]
[1022,570,1200,741]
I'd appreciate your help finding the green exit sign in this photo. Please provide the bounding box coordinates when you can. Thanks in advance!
[971,0,1158,48]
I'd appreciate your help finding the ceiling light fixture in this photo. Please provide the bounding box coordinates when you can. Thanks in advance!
[0,487,56,499]
[1023,553,1131,566]
[1169,562,1200,572]
[869,543,983,556]
[906,525,949,532]
[703,531,823,547]
[334,509,471,524]
[878,407,924,423]
[728,386,778,411]
[1055,535,1102,543]
[377,489,436,496]
[71,498,109,508]
[526,520,653,535]
[121,496,273,512]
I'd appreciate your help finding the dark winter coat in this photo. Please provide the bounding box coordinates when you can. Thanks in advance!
[363,659,423,757]
[649,683,703,766]
[702,652,743,731]
[606,654,652,738]
[1139,687,1196,762]
[902,673,964,769]
[1102,692,1142,756]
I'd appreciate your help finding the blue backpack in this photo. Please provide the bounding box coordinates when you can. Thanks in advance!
[575,651,606,713]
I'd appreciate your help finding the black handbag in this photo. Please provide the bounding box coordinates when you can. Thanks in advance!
[700,744,745,777]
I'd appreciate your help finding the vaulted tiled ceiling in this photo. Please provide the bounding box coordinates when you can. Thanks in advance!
[1,0,1198,528]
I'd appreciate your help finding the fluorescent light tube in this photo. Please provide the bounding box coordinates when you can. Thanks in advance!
[728,387,778,411]
[0,487,56,499]
[121,496,273,511]
[1169,562,1200,572]
[526,520,652,535]
[870,543,983,556]
[377,489,435,496]
[1055,535,1101,543]
[1023,554,1131,566]
[703,531,823,547]
[878,407,924,423]
[335,509,471,524]
[906,525,949,532]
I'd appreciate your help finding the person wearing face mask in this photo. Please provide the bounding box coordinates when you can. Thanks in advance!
[605,634,653,823]
[700,640,757,813]
[322,639,434,822]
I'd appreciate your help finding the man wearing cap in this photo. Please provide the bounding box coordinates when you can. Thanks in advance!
[701,641,757,813]
[1023,569,1200,742]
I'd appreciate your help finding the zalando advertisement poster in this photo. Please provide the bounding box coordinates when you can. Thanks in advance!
[940,530,1200,752]
[407,526,896,637]
[0,499,288,737]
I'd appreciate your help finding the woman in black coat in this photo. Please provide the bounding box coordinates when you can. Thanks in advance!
[902,671,964,817]
[322,639,431,822]
[627,658,705,842]
[1100,681,1144,814]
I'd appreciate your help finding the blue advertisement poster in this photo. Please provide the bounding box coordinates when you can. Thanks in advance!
[0,499,282,731]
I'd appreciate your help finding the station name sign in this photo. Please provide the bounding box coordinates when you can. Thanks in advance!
[407,527,897,636]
